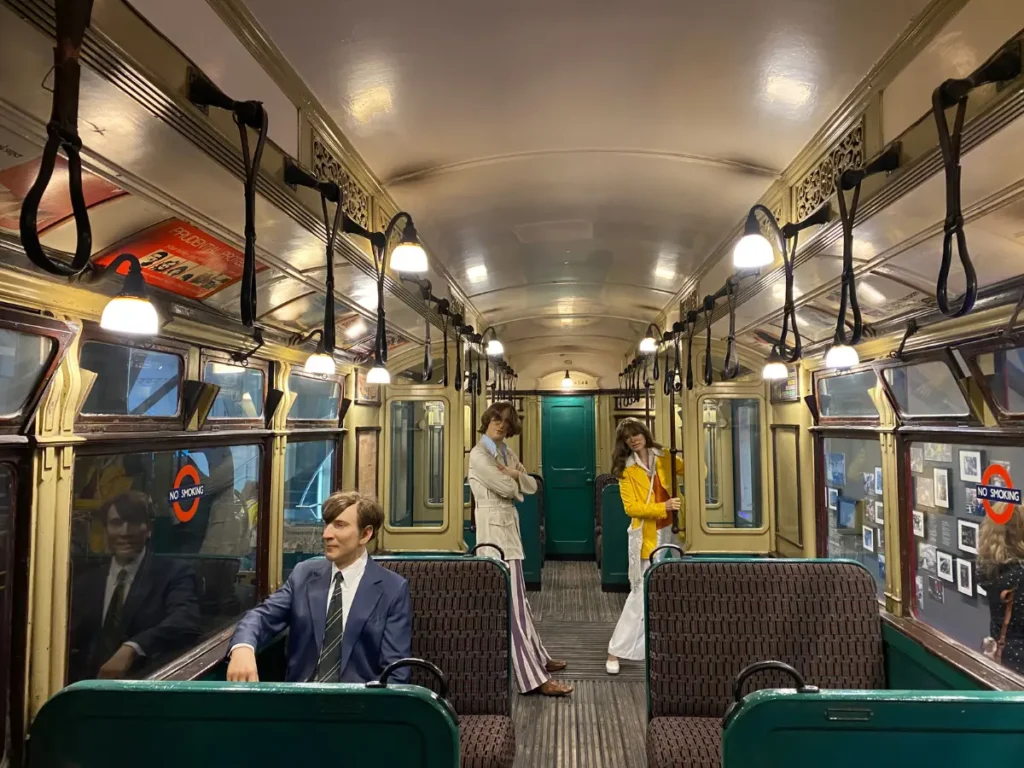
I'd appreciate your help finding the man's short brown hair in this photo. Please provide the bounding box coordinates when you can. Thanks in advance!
[479,401,521,437]
[102,490,155,527]
[322,490,384,540]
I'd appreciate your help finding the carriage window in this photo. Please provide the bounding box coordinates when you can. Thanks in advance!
[700,398,762,529]
[388,400,446,527]
[816,370,879,419]
[282,439,336,581]
[907,439,1024,678]
[883,361,969,418]
[79,342,182,417]
[0,329,54,418]
[822,436,885,600]
[204,362,264,419]
[0,463,14,762]
[974,346,1024,415]
[68,445,261,683]
[287,372,340,421]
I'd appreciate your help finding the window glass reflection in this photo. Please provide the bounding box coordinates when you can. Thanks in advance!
[68,445,260,682]
[701,398,762,529]
[204,362,264,419]
[80,342,181,417]
[389,400,446,527]
[908,439,1024,677]
[283,439,336,580]
[287,373,339,421]
[822,436,885,600]
[0,329,54,418]
[883,361,968,417]
[975,346,1024,414]
[816,370,879,419]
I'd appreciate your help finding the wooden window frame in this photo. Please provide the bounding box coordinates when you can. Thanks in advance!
[771,423,803,549]
[812,365,883,426]
[959,333,1024,426]
[285,369,347,430]
[872,350,980,427]
[199,350,271,431]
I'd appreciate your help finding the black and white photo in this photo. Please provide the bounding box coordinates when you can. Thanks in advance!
[875,501,884,524]
[957,518,979,555]
[910,446,924,473]
[912,509,926,538]
[915,476,934,508]
[863,471,875,497]
[874,466,883,495]
[959,450,982,483]
[936,550,954,583]
[862,525,874,553]
[915,575,925,611]
[928,576,944,603]
[934,467,949,509]
[918,542,937,572]
[956,558,973,596]
[827,487,838,511]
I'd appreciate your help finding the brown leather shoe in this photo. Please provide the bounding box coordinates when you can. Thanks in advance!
[536,680,573,696]
[545,659,568,672]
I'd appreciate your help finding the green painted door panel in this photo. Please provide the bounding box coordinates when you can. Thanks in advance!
[541,396,595,557]
[30,680,459,768]
[516,486,543,588]
[722,689,1024,767]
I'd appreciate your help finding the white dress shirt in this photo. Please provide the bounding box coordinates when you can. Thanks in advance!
[229,549,369,657]
[104,551,146,656]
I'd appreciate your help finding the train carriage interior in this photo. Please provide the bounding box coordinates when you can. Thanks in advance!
[4,0,1024,765]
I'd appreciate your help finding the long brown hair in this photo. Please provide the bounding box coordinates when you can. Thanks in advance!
[479,401,521,437]
[610,417,662,477]
[979,506,1024,578]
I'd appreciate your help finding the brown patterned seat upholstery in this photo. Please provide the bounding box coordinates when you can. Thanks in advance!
[378,557,514,768]
[645,560,884,768]
[459,715,516,768]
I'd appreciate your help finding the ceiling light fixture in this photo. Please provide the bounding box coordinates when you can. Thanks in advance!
[366,363,391,385]
[761,346,789,380]
[561,370,573,389]
[98,253,159,336]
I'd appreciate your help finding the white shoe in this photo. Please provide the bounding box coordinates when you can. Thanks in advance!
[606,659,620,675]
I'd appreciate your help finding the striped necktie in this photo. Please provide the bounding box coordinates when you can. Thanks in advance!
[104,569,128,634]
[315,572,345,682]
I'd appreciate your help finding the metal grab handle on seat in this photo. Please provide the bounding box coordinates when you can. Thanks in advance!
[648,543,683,564]
[367,657,458,724]
[468,542,506,560]
[722,660,819,728]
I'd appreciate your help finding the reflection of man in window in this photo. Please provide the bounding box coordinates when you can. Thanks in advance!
[68,491,201,682]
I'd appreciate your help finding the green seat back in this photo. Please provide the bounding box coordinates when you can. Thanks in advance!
[600,483,629,589]
[30,680,459,768]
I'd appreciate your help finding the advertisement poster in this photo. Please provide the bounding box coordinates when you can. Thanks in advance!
[0,148,126,234]
[94,219,263,300]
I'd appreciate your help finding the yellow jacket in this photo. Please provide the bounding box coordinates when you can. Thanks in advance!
[619,449,685,560]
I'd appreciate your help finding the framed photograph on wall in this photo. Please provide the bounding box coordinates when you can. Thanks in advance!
[862,525,874,552]
[915,476,934,508]
[934,468,949,508]
[874,467,883,495]
[928,576,944,603]
[912,510,926,538]
[936,550,954,583]
[874,501,884,524]
[910,446,924,473]
[826,453,846,487]
[959,450,982,483]
[770,370,799,403]
[827,487,838,510]
[956,558,973,596]
[355,369,382,406]
[355,426,381,498]
[924,443,953,463]
[957,519,979,555]
[918,542,937,572]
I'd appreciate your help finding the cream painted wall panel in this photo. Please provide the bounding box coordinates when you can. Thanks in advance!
[882,0,1024,143]
[126,0,299,156]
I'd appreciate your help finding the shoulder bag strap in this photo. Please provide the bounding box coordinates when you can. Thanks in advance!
[996,588,1016,662]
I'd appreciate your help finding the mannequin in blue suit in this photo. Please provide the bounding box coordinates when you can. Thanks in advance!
[227,491,411,683]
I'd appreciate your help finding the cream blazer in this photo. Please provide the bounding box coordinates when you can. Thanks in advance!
[468,441,537,561]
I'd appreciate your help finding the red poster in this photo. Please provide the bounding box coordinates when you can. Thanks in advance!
[0,154,126,234]
[95,219,262,300]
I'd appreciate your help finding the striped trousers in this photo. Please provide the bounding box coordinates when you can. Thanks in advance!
[507,558,551,692]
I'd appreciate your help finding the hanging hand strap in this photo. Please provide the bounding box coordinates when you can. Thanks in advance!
[320,189,343,353]
[702,297,714,386]
[833,177,863,347]
[778,231,803,363]
[235,105,268,328]
[722,280,740,380]
[20,0,96,277]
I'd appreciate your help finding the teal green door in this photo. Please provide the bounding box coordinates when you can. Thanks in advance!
[541,396,595,557]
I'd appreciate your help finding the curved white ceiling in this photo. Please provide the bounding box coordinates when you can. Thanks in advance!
[244,0,933,380]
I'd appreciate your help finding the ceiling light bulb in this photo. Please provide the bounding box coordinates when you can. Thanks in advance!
[366,364,391,385]
[732,233,774,269]
[345,319,368,339]
[303,352,336,376]
[762,360,789,380]
[486,339,504,356]
[390,241,428,272]
[561,370,573,389]
[825,343,859,370]
[639,336,658,354]
[100,296,159,336]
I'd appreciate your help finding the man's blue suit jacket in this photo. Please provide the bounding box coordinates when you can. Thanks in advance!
[230,556,412,683]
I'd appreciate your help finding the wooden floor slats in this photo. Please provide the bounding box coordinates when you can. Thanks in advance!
[512,561,648,767]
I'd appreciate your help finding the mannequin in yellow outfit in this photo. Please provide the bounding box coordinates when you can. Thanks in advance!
[606,418,684,674]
